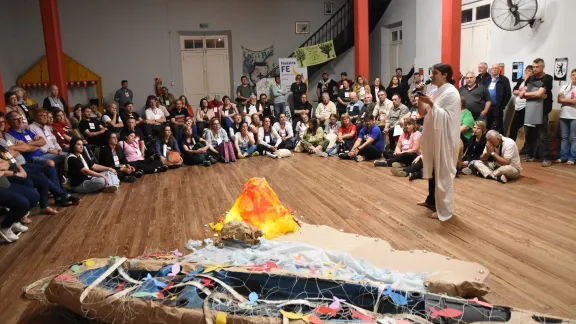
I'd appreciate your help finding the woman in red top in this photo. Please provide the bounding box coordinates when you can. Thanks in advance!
[50,110,73,151]
[179,95,194,119]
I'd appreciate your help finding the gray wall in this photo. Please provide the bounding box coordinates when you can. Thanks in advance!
[0,0,344,111]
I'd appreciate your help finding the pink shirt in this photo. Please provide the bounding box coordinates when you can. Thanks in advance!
[400,131,422,154]
[120,140,143,162]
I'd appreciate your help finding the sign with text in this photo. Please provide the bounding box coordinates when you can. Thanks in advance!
[295,40,337,67]
[279,58,308,94]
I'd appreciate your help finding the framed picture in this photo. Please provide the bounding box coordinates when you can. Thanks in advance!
[295,21,310,34]
[324,2,334,15]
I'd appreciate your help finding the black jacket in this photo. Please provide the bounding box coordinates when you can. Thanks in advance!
[476,73,491,87]
[98,145,128,170]
[462,134,486,162]
[290,82,307,109]
[490,75,512,109]
[400,67,415,87]
[42,96,69,112]
[371,85,386,102]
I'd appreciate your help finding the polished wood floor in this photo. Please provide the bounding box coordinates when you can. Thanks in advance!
[1,154,575,323]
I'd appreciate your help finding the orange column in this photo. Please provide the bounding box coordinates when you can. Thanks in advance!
[441,0,462,88]
[40,0,68,104]
[354,0,370,81]
[0,70,5,113]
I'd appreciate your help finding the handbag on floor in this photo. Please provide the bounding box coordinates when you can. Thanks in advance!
[166,151,183,168]
[219,141,237,162]
[275,149,292,158]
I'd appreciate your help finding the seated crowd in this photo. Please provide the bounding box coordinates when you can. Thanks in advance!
[2,58,575,244]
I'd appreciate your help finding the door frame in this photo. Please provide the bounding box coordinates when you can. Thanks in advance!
[178,30,234,99]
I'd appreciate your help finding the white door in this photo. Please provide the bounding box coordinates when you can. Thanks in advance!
[181,35,230,105]
[206,51,230,101]
[182,51,207,106]
[387,27,403,85]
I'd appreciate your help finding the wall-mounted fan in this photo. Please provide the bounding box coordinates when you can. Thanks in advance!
[491,0,540,31]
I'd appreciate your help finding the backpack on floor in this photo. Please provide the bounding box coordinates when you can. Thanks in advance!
[219,141,237,162]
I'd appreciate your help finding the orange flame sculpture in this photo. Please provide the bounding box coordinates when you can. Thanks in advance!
[211,177,299,239]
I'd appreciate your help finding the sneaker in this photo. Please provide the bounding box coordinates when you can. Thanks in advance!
[461,167,472,175]
[238,154,245,159]
[208,156,218,164]
[391,162,404,169]
[391,168,408,177]
[541,160,552,167]
[354,155,365,162]
[0,227,19,243]
[567,161,575,165]
[251,151,260,157]
[521,155,535,162]
[203,160,211,167]
[315,150,328,157]
[338,153,352,160]
[102,186,118,193]
[134,170,144,178]
[11,222,28,233]
[555,159,564,163]
[408,173,418,181]
[54,197,73,207]
[67,195,81,205]
[159,165,169,172]
[496,175,508,184]
[374,160,388,167]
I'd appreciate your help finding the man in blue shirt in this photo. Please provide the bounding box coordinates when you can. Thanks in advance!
[346,92,364,125]
[5,111,52,166]
[487,64,511,133]
[338,115,383,162]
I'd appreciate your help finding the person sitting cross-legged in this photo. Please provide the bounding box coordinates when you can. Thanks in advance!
[374,118,421,170]
[179,125,212,166]
[0,161,37,243]
[66,138,120,193]
[272,113,296,149]
[203,117,236,163]
[472,130,521,184]
[119,130,166,173]
[335,113,357,154]
[339,115,383,161]
[301,118,329,156]
[461,121,487,174]
[98,132,142,183]
[257,116,282,159]
[234,121,258,159]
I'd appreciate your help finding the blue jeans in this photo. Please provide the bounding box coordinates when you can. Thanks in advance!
[274,103,286,117]
[31,152,66,166]
[0,183,39,228]
[239,145,257,156]
[23,163,68,197]
[559,118,576,162]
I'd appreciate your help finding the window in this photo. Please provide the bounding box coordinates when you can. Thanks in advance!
[391,27,402,43]
[206,38,225,49]
[462,9,473,23]
[476,4,490,20]
[392,31,398,42]
[184,39,203,49]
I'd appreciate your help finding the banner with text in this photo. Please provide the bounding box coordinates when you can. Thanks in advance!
[279,58,308,95]
[295,40,336,68]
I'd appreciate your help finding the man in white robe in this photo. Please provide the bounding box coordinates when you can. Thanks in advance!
[415,63,461,221]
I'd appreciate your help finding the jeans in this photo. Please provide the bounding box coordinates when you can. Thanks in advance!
[239,145,258,156]
[23,163,68,197]
[559,118,576,162]
[31,152,66,166]
[72,171,119,193]
[0,183,39,228]
[274,103,286,117]
[8,172,52,209]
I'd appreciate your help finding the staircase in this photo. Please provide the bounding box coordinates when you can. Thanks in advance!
[266,0,391,78]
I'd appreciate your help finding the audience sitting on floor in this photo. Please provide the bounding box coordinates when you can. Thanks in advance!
[339,115,383,162]
[300,118,329,156]
[204,117,236,163]
[273,113,296,150]
[98,131,142,183]
[235,121,258,159]
[462,121,488,174]
[257,116,281,159]
[66,137,120,193]
[374,117,421,170]
[79,106,107,146]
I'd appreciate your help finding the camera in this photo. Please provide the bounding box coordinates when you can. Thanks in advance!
[412,87,424,97]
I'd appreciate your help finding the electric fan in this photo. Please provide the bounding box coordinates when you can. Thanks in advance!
[491,0,539,31]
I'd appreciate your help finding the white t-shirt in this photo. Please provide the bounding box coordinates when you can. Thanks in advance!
[145,108,164,121]
[559,83,576,119]
[514,81,527,111]
[484,136,521,170]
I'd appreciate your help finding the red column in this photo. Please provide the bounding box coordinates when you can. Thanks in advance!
[441,0,462,88]
[354,0,370,81]
[40,0,68,104]
[0,70,5,113]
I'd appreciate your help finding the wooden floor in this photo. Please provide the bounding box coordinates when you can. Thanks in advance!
[1,154,575,323]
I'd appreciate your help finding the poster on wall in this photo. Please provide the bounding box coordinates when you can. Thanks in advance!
[242,45,275,87]
[279,58,308,95]
[256,78,275,98]
[512,62,524,82]
[554,58,568,81]
[295,40,337,67]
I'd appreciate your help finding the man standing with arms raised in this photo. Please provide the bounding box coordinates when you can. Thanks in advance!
[415,63,461,221]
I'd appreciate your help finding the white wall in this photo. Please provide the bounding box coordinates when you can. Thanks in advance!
[415,0,442,80]
[0,0,344,111]
[489,0,574,109]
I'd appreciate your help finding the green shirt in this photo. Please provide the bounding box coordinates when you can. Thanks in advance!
[460,109,474,139]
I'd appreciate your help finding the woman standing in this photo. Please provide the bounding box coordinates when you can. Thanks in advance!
[352,75,371,101]
[179,125,213,166]
[196,98,213,136]
[204,117,236,162]
[386,76,408,105]
[557,69,576,165]
[120,130,166,173]
[66,138,120,193]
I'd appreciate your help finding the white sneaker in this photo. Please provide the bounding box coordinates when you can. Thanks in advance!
[12,222,29,233]
[315,150,328,157]
[265,152,279,159]
[461,167,472,175]
[0,227,19,243]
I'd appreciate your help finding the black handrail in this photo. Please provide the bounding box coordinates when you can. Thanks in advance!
[265,0,353,77]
